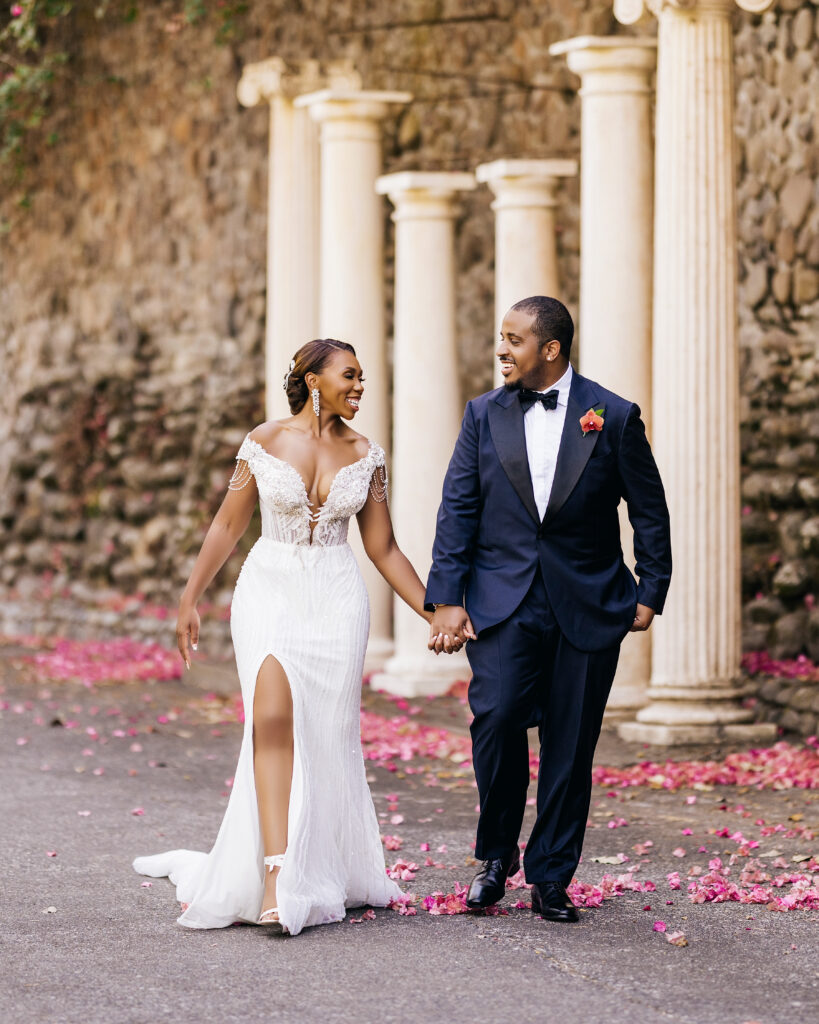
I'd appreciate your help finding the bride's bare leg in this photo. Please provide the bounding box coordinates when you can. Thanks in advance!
[253,655,294,917]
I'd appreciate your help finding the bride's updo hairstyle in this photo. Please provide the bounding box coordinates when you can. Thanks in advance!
[284,338,357,414]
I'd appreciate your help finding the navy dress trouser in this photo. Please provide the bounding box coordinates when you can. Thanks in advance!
[466,568,620,886]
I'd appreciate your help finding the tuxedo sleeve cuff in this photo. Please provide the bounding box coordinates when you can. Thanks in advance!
[424,591,465,613]
[637,579,668,615]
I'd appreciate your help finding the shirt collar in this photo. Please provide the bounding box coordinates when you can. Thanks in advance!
[538,363,572,406]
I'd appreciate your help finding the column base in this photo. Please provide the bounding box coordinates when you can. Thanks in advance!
[617,719,778,746]
[370,651,469,698]
[616,681,779,745]
[363,636,394,674]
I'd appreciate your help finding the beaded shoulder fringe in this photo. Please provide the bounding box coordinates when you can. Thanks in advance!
[228,460,253,491]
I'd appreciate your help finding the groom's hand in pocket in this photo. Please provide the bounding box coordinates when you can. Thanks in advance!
[630,604,655,632]
[428,605,477,655]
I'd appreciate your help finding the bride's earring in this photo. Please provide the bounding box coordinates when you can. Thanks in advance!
[312,387,320,418]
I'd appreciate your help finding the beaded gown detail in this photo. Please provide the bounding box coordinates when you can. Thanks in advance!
[133,435,402,935]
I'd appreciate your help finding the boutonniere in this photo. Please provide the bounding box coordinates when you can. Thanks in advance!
[580,408,605,435]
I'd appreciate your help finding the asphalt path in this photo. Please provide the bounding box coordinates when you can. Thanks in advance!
[2,659,818,1024]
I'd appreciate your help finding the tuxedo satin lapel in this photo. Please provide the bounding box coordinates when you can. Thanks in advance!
[543,376,604,526]
[487,392,540,526]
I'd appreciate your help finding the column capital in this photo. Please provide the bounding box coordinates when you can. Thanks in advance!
[615,0,773,25]
[476,159,577,211]
[376,171,476,220]
[237,58,317,107]
[295,89,412,124]
[549,36,657,84]
[237,58,362,108]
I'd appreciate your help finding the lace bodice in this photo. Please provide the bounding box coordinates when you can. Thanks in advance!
[234,435,387,547]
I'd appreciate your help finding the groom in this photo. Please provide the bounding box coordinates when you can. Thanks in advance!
[425,296,671,922]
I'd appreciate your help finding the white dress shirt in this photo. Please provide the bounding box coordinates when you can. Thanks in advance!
[523,364,573,521]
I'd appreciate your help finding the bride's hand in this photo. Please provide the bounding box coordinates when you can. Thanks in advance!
[176,603,201,670]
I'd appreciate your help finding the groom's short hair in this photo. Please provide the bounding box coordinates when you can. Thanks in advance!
[510,296,573,358]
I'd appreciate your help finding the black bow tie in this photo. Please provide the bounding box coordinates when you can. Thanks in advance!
[519,388,559,413]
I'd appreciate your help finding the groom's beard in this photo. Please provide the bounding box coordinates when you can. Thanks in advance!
[503,379,523,393]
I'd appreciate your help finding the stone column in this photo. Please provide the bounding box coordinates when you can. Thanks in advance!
[297,88,411,668]
[237,59,322,419]
[371,172,476,696]
[613,0,776,744]
[549,36,657,714]
[475,160,577,387]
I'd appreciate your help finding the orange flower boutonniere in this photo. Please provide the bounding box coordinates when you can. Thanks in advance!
[579,408,605,435]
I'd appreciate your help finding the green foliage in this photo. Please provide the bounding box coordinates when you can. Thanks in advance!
[0,0,249,184]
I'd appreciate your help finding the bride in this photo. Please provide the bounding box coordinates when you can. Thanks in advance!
[133,338,452,935]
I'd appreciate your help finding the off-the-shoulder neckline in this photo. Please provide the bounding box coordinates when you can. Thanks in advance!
[239,435,380,517]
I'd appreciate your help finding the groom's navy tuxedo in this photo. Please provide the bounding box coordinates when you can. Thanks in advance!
[425,371,671,886]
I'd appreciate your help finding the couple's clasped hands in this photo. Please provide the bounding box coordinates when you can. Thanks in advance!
[427,604,477,655]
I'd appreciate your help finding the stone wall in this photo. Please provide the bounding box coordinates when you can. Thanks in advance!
[0,1,817,679]
[735,4,819,666]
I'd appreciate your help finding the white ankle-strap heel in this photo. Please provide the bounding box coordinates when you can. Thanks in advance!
[258,854,286,929]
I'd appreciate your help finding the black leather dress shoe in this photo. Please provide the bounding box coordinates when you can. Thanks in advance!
[530,882,580,922]
[466,848,521,910]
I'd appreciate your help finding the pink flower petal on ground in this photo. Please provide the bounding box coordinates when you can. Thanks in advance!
[141,881,153,888]
[672,847,687,858]
[77,810,91,817]
[388,893,418,916]
[46,851,57,858]
[653,921,667,932]
[666,930,688,946]
[349,910,376,923]
[130,807,145,816]
[419,842,430,851]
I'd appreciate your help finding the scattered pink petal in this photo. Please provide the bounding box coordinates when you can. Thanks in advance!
[653,921,667,932]
[131,807,145,816]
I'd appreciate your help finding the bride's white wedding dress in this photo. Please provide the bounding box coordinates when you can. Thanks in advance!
[133,434,403,935]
